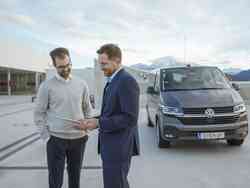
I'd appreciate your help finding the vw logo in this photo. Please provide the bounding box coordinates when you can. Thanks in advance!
[204,108,215,118]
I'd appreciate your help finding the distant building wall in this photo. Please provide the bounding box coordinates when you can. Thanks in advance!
[46,68,95,95]
[94,59,105,112]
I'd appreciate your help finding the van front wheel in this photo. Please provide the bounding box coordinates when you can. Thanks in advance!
[156,120,171,148]
[227,139,244,146]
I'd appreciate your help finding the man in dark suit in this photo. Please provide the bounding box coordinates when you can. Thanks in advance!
[76,43,140,188]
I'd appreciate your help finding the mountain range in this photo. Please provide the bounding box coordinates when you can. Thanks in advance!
[230,69,250,81]
[130,56,250,81]
[223,68,243,75]
[130,56,197,71]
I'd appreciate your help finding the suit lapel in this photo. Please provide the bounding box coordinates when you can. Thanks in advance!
[101,69,124,114]
[101,82,110,114]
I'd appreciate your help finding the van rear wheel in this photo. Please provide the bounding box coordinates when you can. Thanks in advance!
[156,120,171,148]
[227,139,244,146]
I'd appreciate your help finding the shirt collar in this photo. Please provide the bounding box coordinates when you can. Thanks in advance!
[106,66,123,83]
[55,73,72,83]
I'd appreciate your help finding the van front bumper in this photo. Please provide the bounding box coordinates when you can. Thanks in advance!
[160,112,248,141]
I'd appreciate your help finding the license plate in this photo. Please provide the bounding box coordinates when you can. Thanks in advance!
[197,132,225,140]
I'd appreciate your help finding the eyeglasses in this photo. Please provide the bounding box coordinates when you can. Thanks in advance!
[56,63,72,69]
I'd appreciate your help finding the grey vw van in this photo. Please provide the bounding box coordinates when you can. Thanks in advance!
[146,66,248,148]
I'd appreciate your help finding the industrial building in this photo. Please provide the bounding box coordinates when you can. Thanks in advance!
[0,42,48,95]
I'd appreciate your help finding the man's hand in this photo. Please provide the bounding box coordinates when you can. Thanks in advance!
[85,118,98,130]
[74,118,98,130]
[74,119,88,130]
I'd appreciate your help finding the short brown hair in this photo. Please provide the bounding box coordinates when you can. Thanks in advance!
[97,43,122,61]
[50,47,70,66]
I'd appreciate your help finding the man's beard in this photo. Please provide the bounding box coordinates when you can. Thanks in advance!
[58,68,71,79]
[100,64,119,76]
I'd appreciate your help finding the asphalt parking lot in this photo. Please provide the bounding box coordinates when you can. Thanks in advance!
[0,100,250,188]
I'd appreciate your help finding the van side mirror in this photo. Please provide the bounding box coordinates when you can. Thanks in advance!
[232,83,240,91]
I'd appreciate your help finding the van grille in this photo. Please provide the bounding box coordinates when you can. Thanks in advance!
[178,115,239,125]
[183,106,234,114]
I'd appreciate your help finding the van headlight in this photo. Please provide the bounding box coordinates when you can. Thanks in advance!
[234,103,246,113]
[160,105,183,116]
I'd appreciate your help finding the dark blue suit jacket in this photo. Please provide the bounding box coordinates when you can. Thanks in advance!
[98,69,140,164]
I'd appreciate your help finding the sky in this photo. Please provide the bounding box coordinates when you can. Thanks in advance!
[1,0,250,69]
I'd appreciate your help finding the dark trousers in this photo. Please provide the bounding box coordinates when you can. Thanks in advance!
[46,135,88,188]
[102,159,131,188]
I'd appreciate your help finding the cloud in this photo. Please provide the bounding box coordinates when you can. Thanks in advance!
[1,0,250,69]
[0,12,35,28]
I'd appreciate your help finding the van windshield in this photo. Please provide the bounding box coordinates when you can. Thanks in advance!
[160,67,231,91]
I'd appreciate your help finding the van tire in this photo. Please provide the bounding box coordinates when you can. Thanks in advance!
[227,139,244,146]
[156,120,171,148]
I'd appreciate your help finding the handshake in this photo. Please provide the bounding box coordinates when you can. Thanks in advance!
[74,118,98,131]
